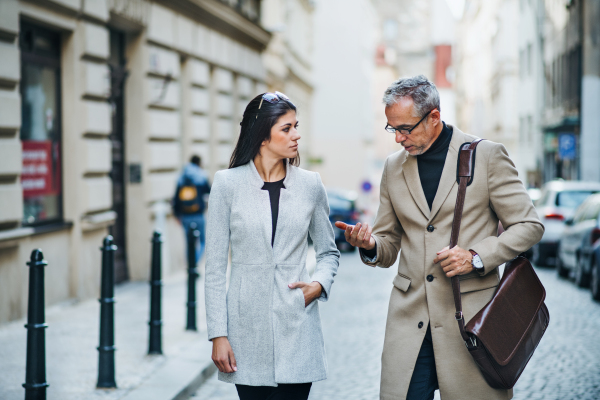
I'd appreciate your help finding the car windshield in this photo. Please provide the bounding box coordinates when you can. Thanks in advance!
[555,191,598,209]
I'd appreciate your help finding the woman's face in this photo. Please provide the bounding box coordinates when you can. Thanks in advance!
[261,110,300,160]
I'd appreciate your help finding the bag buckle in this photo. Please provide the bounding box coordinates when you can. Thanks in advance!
[455,311,463,321]
[465,336,478,349]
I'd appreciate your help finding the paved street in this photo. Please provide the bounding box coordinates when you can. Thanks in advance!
[512,266,600,400]
[191,253,600,400]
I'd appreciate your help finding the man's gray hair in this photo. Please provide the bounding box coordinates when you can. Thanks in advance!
[382,75,441,117]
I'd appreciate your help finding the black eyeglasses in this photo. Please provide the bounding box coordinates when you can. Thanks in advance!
[385,109,434,135]
[259,91,294,109]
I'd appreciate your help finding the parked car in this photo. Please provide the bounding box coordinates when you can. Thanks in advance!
[532,180,600,266]
[327,189,360,252]
[556,193,600,285]
[590,241,600,301]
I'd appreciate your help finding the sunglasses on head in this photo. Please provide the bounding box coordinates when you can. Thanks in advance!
[258,91,294,109]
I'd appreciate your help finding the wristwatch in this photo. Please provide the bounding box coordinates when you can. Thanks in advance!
[469,250,484,272]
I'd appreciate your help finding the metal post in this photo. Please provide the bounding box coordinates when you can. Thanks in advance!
[148,231,163,354]
[23,249,49,400]
[97,236,117,388]
[186,223,200,331]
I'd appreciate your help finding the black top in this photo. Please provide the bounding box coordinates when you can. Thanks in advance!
[262,177,286,247]
[417,122,452,210]
[362,122,452,259]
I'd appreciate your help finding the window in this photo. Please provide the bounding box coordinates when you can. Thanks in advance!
[19,23,63,225]
[556,191,598,210]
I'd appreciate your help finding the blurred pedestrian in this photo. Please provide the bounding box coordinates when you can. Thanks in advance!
[204,92,340,400]
[336,75,544,400]
[173,155,211,264]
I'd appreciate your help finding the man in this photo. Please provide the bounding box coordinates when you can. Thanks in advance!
[336,76,543,400]
[173,155,211,263]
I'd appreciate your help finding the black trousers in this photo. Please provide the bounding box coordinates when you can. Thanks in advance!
[235,382,312,400]
[406,324,439,400]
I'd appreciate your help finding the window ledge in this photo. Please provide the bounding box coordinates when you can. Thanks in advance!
[0,227,35,242]
[0,221,74,248]
[32,221,74,236]
[81,211,117,232]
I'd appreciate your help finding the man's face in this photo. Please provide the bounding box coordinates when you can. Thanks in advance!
[385,98,441,156]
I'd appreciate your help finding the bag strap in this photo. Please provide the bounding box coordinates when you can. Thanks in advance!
[450,139,484,347]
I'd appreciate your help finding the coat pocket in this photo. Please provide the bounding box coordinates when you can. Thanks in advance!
[294,287,307,310]
[392,272,412,292]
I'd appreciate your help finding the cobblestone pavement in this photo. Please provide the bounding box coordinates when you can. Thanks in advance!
[192,254,600,400]
[512,266,600,400]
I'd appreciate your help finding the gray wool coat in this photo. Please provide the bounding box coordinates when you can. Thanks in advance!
[204,159,341,387]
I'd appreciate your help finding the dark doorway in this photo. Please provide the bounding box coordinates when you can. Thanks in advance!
[108,30,128,283]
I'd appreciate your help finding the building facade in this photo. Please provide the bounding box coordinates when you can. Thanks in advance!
[517,0,545,188]
[261,0,316,166]
[457,0,600,187]
[454,0,528,183]
[310,0,376,193]
[0,0,271,325]
[539,0,584,182]
[370,0,458,180]
[537,0,600,184]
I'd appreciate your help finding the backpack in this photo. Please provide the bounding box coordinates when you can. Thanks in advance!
[178,177,201,214]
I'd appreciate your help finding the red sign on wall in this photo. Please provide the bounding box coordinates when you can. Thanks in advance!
[434,45,453,89]
[21,140,61,199]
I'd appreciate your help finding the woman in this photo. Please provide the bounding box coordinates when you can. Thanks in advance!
[204,92,341,400]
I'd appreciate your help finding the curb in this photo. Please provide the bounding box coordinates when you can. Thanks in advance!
[172,362,217,400]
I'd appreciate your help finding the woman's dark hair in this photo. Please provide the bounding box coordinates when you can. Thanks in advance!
[229,93,299,169]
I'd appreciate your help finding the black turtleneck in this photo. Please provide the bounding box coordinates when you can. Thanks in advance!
[417,122,452,210]
[262,177,286,247]
[361,122,452,259]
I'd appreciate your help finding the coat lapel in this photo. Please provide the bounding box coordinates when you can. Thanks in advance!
[248,160,275,260]
[429,126,468,222]
[272,163,294,253]
[402,154,430,220]
[247,159,297,258]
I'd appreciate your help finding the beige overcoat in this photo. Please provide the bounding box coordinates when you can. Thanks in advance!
[360,126,544,400]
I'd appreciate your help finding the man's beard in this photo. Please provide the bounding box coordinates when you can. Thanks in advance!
[403,143,426,155]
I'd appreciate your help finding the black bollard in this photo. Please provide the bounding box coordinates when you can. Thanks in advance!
[97,236,117,388]
[186,223,200,331]
[23,249,49,400]
[148,231,163,355]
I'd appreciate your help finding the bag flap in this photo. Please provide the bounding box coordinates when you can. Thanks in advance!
[464,257,546,366]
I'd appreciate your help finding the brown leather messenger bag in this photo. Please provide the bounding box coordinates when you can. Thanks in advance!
[450,139,550,389]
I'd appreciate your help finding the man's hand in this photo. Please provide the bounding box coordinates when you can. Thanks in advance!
[334,221,375,250]
[211,336,237,373]
[288,281,323,307]
[433,246,474,278]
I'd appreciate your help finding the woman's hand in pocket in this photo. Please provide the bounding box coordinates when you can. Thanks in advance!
[211,336,237,373]
[288,281,323,307]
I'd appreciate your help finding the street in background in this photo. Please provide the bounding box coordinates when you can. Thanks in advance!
[532,180,600,267]
[557,193,600,286]
[327,189,361,253]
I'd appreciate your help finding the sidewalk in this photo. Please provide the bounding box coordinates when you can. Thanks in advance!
[0,268,214,400]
